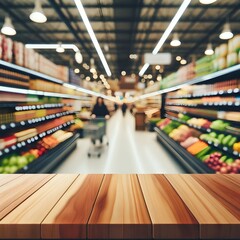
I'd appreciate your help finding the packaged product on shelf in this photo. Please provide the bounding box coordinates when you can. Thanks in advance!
[227,52,238,67]
[15,128,37,142]
[0,92,27,102]
[2,37,13,62]
[13,42,24,66]
[1,135,17,147]
[218,57,227,70]
[219,43,228,58]
[232,34,240,52]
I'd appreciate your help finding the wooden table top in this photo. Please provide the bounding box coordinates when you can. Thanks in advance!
[0,174,239,239]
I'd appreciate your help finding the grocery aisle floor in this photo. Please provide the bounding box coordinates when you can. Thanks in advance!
[55,110,185,173]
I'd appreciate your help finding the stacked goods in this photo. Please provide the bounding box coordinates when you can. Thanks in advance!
[0,92,27,102]
[0,68,29,88]
[227,34,240,67]
[0,108,14,124]
[15,128,37,142]
[29,79,63,93]
[24,48,39,71]
[35,118,65,133]
[0,129,74,174]
[167,79,240,98]
[214,44,228,71]
[200,132,238,149]
[177,62,195,82]
[13,41,24,66]
[195,55,215,77]
[160,72,176,89]
[2,36,13,62]
[169,125,200,142]
[69,118,84,131]
[0,136,17,150]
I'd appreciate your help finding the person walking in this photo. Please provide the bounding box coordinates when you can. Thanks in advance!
[91,97,110,119]
[121,103,127,116]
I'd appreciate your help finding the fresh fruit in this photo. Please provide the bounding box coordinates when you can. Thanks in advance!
[9,156,18,166]
[233,142,240,153]
[17,156,28,168]
[226,158,234,164]
[210,120,229,131]
[220,156,227,162]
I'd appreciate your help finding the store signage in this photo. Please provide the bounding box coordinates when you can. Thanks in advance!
[144,53,171,65]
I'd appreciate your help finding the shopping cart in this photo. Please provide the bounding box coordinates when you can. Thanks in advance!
[83,118,108,157]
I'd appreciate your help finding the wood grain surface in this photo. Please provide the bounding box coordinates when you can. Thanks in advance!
[41,174,103,239]
[0,174,54,220]
[88,174,152,239]
[0,174,78,239]
[138,174,198,239]
[0,174,22,187]
[0,174,239,240]
[165,174,240,239]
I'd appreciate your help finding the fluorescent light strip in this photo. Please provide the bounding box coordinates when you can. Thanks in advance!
[138,0,191,75]
[74,0,112,77]
[139,63,150,77]
[25,44,80,52]
[0,60,63,84]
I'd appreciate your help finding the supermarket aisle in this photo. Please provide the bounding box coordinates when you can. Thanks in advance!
[55,110,185,173]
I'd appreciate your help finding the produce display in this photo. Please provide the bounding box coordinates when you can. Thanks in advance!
[0,129,74,174]
[156,116,240,173]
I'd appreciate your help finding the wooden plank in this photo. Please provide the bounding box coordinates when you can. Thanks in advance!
[166,174,240,239]
[88,174,152,239]
[41,174,103,239]
[192,175,240,221]
[0,174,22,187]
[138,174,198,239]
[0,174,78,239]
[0,174,54,220]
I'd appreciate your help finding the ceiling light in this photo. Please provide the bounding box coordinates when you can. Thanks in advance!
[74,0,111,76]
[131,73,136,78]
[219,22,233,40]
[106,54,111,60]
[141,79,145,83]
[74,68,80,74]
[199,0,217,4]
[139,0,191,75]
[170,33,181,47]
[93,74,98,79]
[83,63,89,70]
[86,76,90,81]
[129,54,138,59]
[180,59,187,65]
[30,0,47,23]
[75,51,83,64]
[1,16,16,36]
[205,43,214,55]
[155,65,161,70]
[100,74,104,79]
[148,74,152,79]
[143,74,148,79]
[121,71,126,76]
[176,56,181,61]
[90,68,96,73]
[56,42,65,53]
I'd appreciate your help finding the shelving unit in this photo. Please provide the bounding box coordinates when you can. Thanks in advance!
[0,60,85,173]
[16,133,79,173]
[156,64,240,173]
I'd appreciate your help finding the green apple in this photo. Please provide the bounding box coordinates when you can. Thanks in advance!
[0,166,4,173]
[17,156,28,168]
[9,166,18,174]
[3,166,11,174]
[2,158,9,166]
[9,156,18,166]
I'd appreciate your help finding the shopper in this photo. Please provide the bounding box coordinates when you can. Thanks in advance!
[121,103,127,116]
[91,97,110,119]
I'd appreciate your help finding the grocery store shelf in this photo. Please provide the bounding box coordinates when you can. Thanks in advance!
[155,127,214,173]
[0,60,63,84]
[16,133,79,173]
[166,114,240,137]
[166,101,240,109]
[166,108,240,128]
[201,139,240,159]
[0,111,78,132]
[0,85,82,100]
[166,88,240,99]
[138,64,240,100]
[0,120,75,158]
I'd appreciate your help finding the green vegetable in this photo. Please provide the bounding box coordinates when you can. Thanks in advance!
[209,132,217,138]
[220,156,227,162]
[222,135,233,145]
[226,158,234,164]
[228,137,237,147]
[218,134,225,142]
[202,155,210,161]
[200,134,208,140]
[196,146,211,159]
